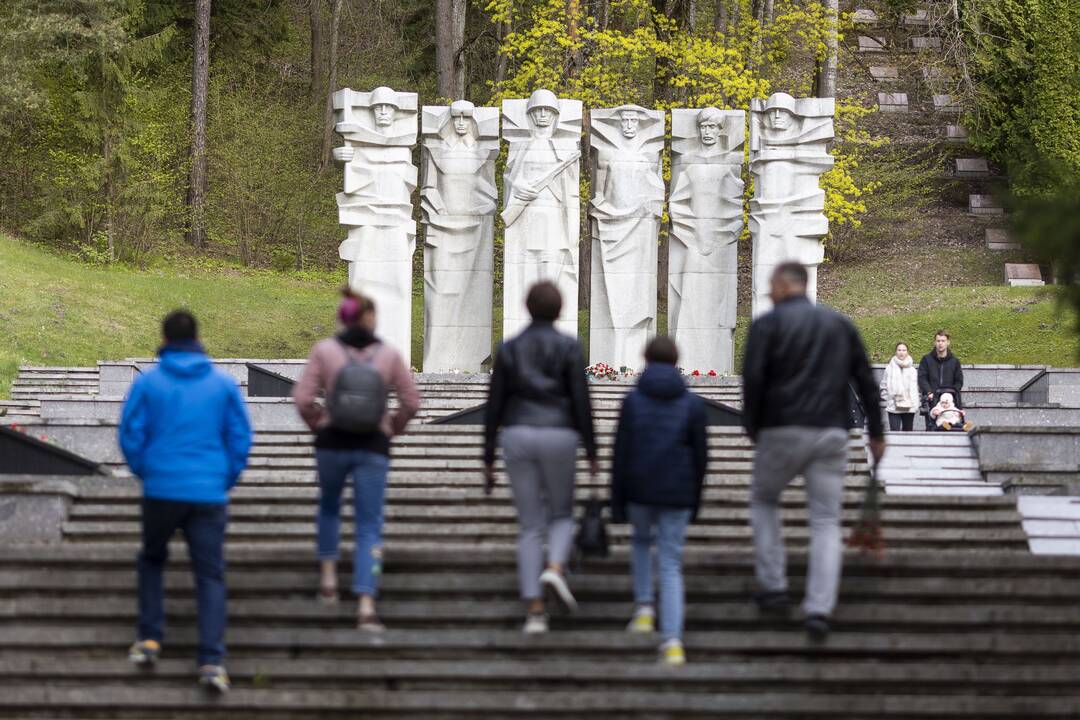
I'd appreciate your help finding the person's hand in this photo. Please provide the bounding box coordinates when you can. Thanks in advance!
[513,184,540,201]
[589,458,600,479]
[927,392,934,400]
[482,463,496,495]
[869,437,886,465]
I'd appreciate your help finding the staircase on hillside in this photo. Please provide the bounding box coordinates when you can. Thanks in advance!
[3,364,1080,717]
[876,430,1000,496]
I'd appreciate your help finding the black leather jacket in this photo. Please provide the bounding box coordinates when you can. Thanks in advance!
[917,351,964,399]
[483,321,597,465]
[742,296,884,440]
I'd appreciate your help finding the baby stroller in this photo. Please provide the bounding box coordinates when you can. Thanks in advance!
[922,387,965,431]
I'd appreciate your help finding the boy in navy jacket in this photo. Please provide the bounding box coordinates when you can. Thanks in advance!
[611,336,707,666]
[119,311,252,692]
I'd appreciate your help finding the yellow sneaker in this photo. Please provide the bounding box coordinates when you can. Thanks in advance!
[660,639,686,666]
[627,606,655,634]
[128,639,161,666]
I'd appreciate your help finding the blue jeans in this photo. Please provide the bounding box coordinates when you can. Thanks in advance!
[137,498,227,666]
[315,448,390,596]
[628,503,692,642]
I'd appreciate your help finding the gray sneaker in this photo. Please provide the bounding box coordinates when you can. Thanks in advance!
[198,664,231,693]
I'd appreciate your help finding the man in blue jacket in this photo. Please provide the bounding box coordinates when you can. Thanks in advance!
[611,336,708,666]
[119,311,252,693]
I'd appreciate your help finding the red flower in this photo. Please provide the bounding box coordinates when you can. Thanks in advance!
[707,370,718,377]
[691,370,701,376]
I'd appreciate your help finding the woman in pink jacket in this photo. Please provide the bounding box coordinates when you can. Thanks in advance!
[293,290,420,630]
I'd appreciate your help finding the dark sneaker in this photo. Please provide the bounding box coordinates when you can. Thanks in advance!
[539,569,578,613]
[198,664,231,693]
[753,590,792,616]
[127,639,161,666]
[805,614,830,643]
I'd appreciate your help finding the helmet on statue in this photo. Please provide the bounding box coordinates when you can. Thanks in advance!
[369,86,400,109]
[526,89,560,115]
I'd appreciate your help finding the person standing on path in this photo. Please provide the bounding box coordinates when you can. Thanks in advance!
[918,330,964,405]
[611,336,707,666]
[741,263,885,642]
[880,342,920,431]
[293,289,420,632]
[483,281,598,634]
[119,310,253,693]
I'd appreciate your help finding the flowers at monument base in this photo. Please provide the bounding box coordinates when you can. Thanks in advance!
[584,363,636,381]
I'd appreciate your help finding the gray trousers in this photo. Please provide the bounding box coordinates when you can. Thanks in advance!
[500,425,579,600]
[750,426,849,617]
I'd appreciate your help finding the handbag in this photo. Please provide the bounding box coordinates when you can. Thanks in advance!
[575,494,610,558]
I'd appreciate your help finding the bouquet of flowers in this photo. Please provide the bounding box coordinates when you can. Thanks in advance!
[584,363,636,381]
[845,467,884,558]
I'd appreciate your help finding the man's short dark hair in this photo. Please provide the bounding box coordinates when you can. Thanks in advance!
[526,281,562,322]
[162,310,198,343]
[773,261,808,287]
[935,330,950,340]
[644,336,679,365]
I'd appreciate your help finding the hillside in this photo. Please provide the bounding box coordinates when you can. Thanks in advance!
[1,234,1074,397]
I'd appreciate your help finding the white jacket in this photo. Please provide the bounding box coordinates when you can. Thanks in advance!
[880,356,920,414]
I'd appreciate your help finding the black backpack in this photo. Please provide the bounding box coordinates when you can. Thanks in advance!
[326,341,386,433]
[575,495,610,558]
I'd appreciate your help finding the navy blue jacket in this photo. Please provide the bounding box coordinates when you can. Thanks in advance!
[610,363,708,522]
[119,344,253,504]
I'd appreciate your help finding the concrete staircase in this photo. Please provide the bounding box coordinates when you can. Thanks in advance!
[875,430,999,496]
[3,364,1080,716]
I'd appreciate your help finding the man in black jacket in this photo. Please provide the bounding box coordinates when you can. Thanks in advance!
[918,330,964,405]
[483,282,598,635]
[742,262,885,642]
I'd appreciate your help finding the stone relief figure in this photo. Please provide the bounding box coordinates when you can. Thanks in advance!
[588,105,665,369]
[419,100,499,372]
[332,86,419,364]
[500,89,583,339]
[668,107,746,373]
[749,92,835,316]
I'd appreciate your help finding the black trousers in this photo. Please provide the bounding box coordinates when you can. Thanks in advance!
[888,412,915,432]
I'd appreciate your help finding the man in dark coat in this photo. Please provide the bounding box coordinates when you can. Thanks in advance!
[918,330,964,404]
[742,262,885,643]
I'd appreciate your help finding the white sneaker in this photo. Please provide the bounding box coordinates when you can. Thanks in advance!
[659,639,686,666]
[539,569,578,613]
[523,613,549,634]
[627,605,656,634]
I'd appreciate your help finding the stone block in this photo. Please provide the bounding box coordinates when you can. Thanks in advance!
[1005,263,1044,287]
[968,194,1003,215]
[877,92,909,112]
[933,94,962,112]
[853,8,879,24]
[97,362,138,396]
[857,35,886,53]
[986,228,1020,251]
[903,9,930,26]
[911,36,942,51]
[945,124,969,144]
[955,157,990,178]
[0,476,78,544]
[869,66,899,81]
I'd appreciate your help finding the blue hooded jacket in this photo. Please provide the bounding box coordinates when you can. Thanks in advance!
[119,345,253,504]
[610,363,708,522]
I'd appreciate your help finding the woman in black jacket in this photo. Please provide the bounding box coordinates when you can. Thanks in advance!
[611,336,707,666]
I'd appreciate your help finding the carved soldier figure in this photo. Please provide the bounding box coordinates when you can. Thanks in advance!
[420,100,499,372]
[501,89,583,339]
[332,85,419,363]
[589,104,665,369]
[749,92,835,317]
[668,107,746,373]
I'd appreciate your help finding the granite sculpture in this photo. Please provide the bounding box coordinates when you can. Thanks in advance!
[420,100,499,372]
[668,107,746,373]
[501,89,583,339]
[588,105,665,369]
[749,92,835,316]
[332,86,419,363]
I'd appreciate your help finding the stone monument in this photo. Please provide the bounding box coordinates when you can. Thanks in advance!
[332,86,419,363]
[588,105,665,369]
[420,100,499,372]
[749,92,834,317]
[501,89,583,339]
[668,107,745,373]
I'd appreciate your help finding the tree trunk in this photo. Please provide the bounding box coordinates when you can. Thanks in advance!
[686,0,696,29]
[815,0,838,97]
[309,0,323,100]
[567,0,582,77]
[762,0,774,25]
[436,0,467,99]
[494,8,511,86]
[320,0,343,170]
[714,0,728,32]
[186,0,211,249]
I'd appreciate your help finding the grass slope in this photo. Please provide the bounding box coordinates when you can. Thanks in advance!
[0,235,1075,397]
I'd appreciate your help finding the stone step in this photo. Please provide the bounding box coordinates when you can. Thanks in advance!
[954,157,990,178]
[878,92,909,112]
[986,228,1021,251]
[969,193,1004,215]
[910,36,943,50]
[857,35,887,52]
[944,124,969,144]
[869,65,899,81]
[1005,263,1044,287]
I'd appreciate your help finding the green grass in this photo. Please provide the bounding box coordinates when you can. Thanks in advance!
[1,234,1076,397]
